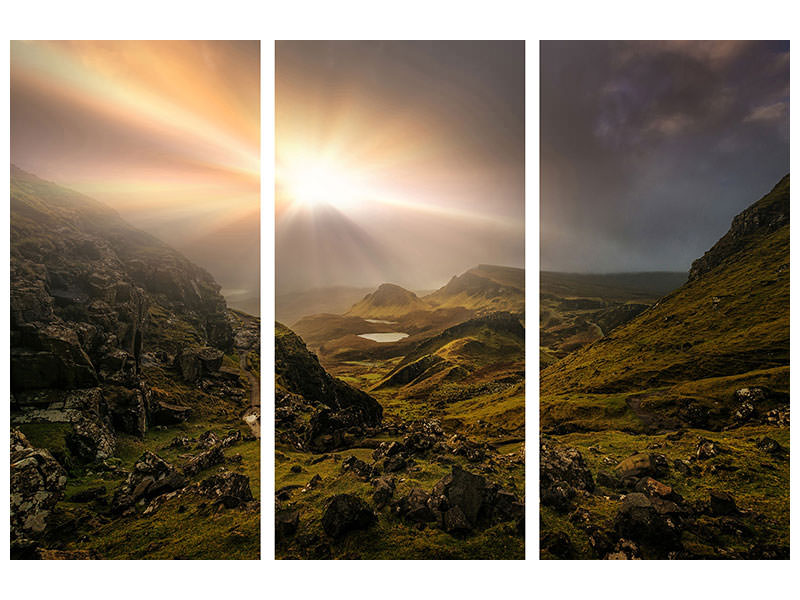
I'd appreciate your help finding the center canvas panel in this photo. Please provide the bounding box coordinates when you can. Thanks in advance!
[274,40,526,560]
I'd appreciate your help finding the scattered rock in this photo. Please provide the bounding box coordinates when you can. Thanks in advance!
[112,451,186,512]
[321,494,377,539]
[371,476,395,506]
[540,439,594,511]
[183,445,225,477]
[199,472,253,507]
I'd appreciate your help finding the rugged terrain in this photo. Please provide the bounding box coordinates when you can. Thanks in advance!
[275,264,525,559]
[10,166,260,559]
[540,175,790,559]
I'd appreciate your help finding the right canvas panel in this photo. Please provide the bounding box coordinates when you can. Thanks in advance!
[540,40,790,559]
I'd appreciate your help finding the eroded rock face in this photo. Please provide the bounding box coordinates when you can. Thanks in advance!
[689,175,789,281]
[10,429,67,540]
[176,346,224,383]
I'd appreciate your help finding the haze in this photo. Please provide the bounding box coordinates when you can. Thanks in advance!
[10,40,260,314]
[276,41,525,294]
[541,40,789,274]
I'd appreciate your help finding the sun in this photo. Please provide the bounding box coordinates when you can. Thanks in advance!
[280,155,363,210]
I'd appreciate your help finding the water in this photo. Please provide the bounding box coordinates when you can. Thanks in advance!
[358,332,409,343]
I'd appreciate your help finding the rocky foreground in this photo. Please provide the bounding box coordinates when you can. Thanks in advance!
[540,386,789,559]
[275,322,524,559]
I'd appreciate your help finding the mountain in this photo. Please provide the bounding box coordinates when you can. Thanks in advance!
[10,166,260,559]
[425,264,524,314]
[346,283,431,319]
[542,174,789,394]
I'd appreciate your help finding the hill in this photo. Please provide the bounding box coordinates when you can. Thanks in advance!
[542,175,789,394]
[540,174,790,560]
[539,271,685,367]
[10,166,260,559]
[425,264,524,314]
[346,283,431,319]
[375,312,524,393]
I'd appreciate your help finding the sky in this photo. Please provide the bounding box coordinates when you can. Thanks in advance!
[276,41,525,294]
[541,40,789,273]
[10,40,260,313]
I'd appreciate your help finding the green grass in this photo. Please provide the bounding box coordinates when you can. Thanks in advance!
[276,444,524,560]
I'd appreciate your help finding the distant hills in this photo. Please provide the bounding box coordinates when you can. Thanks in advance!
[289,264,525,365]
[346,283,430,319]
[542,174,789,394]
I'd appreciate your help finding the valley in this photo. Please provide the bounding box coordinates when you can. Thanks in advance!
[275,264,526,559]
[540,176,790,559]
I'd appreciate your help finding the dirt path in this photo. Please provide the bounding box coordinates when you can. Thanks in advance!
[239,351,260,438]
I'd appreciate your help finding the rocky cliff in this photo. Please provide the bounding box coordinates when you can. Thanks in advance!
[10,165,235,465]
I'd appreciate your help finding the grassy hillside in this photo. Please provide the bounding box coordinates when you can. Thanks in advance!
[540,175,790,560]
[542,177,789,394]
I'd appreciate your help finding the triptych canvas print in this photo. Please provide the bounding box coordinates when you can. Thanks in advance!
[7,39,789,561]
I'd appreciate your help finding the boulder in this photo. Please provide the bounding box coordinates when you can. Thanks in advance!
[541,439,594,510]
[696,438,720,460]
[10,429,67,539]
[613,493,682,550]
[371,476,395,506]
[397,487,436,523]
[430,465,486,526]
[183,445,225,477]
[321,494,377,539]
[276,509,300,539]
[150,400,192,426]
[341,455,377,480]
[709,490,738,516]
[199,472,253,507]
[613,453,669,480]
[176,346,224,383]
[66,415,116,462]
[112,451,186,512]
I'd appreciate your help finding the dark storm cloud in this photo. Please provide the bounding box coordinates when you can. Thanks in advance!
[540,40,789,273]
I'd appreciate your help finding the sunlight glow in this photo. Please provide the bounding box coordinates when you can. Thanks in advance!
[279,155,367,209]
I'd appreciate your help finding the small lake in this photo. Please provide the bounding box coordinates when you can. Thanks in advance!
[358,332,409,343]
[364,319,398,324]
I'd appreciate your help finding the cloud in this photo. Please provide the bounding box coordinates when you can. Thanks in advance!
[744,101,788,122]
[541,40,789,274]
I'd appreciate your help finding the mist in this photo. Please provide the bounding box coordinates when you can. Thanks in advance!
[276,41,525,294]
[10,40,261,314]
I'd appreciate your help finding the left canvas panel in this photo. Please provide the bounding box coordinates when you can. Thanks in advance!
[9,40,261,559]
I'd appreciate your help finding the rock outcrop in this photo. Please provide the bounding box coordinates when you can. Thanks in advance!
[10,429,68,540]
[275,322,382,451]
